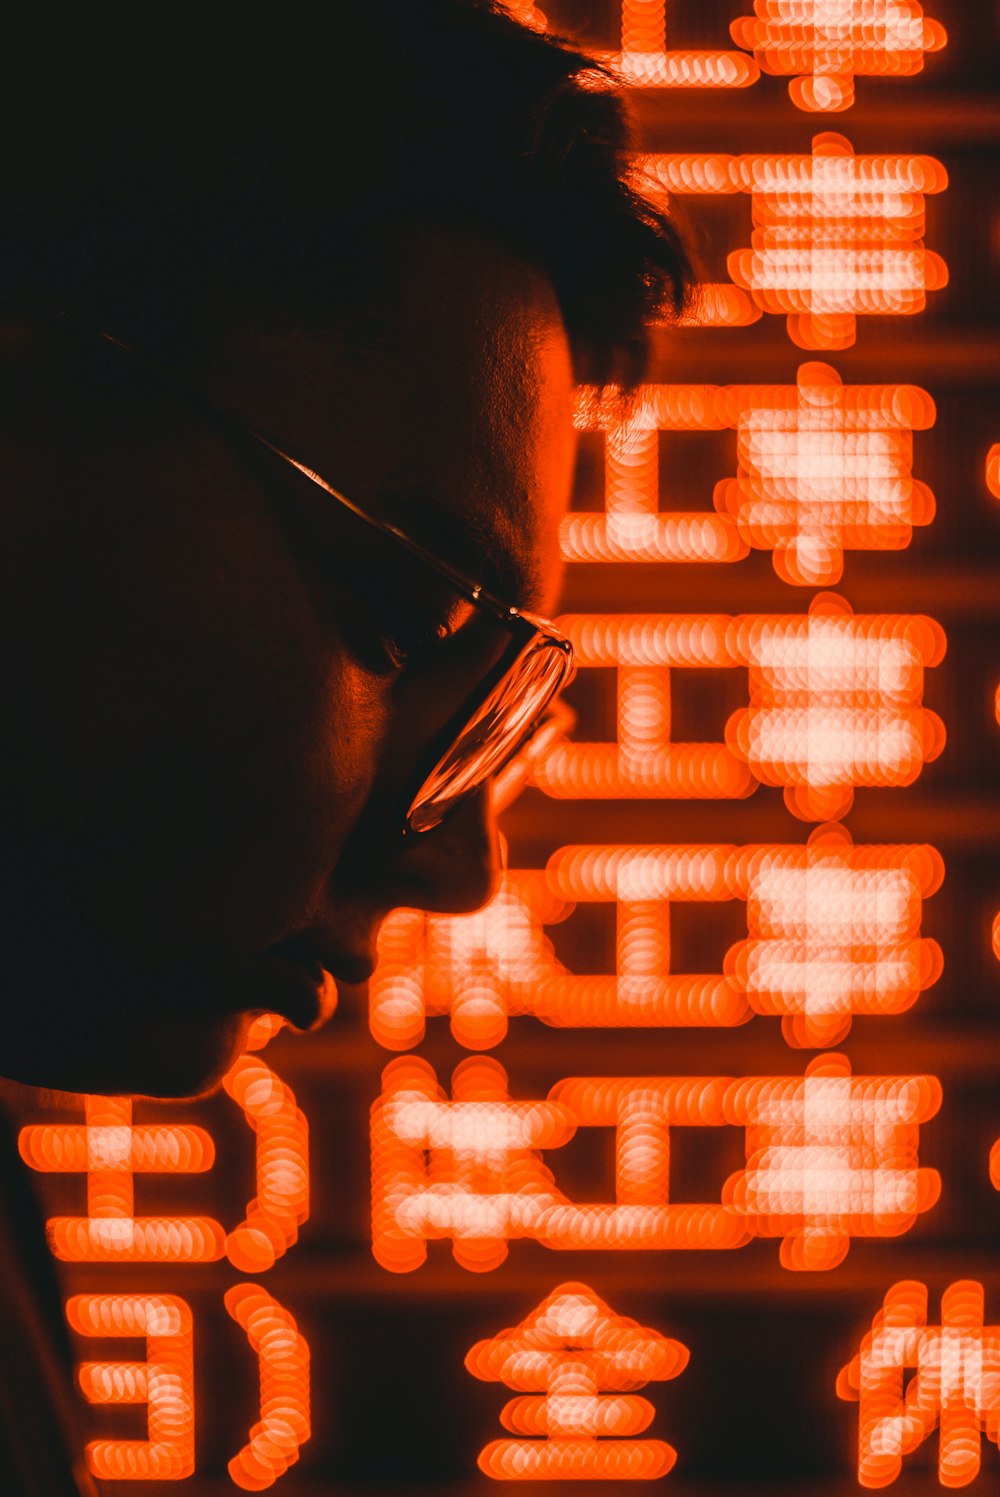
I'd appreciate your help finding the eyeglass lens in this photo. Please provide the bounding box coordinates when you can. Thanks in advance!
[405,636,572,832]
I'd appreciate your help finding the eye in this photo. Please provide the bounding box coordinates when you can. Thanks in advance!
[380,611,452,672]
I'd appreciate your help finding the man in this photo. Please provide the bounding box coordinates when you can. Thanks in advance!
[0,4,691,1489]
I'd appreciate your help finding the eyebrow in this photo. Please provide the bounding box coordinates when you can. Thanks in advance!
[376,486,542,612]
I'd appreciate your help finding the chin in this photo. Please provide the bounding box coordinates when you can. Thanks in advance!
[3,994,254,1100]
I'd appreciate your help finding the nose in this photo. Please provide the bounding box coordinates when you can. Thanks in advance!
[395,785,502,915]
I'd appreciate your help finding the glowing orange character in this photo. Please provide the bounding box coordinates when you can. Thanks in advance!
[223,1050,310,1272]
[730,0,946,112]
[372,830,942,1049]
[533,597,945,819]
[838,1280,1000,1487]
[723,1053,942,1269]
[717,363,936,585]
[640,136,947,349]
[531,612,752,801]
[225,1285,311,1491]
[19,1028,308,1271]
[19,1096,224,1263]
[467,1281,689,1480]
[613,0,759,90]
[568,367,935,582]
[371,1056,575,1273]
[728,823,944,1047]
[370,871,573,1050]
[543,1076,749,1251]
[68,1293,195,1480]
[565,383,747,564]
[22,1014,313,1486]
[726,592,946,821]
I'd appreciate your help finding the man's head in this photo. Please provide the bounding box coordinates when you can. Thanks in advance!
[0,4,691,1096]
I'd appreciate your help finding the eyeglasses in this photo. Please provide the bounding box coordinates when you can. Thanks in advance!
[80,320,575,834]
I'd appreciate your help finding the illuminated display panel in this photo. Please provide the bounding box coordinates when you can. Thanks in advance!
[11,2,1000,1492]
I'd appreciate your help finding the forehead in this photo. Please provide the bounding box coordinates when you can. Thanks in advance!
[203,232,576,613]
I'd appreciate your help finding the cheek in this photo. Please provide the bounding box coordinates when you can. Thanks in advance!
[163,646,388,952]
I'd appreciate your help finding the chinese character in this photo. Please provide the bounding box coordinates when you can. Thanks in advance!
[18,1096,224,1263]
[371,1057,575,1272]
[371,830,943,1049]
[531,612,751,801]
[724,1053,941,1269]
[718,362,935,584]
[615,0,758,89]
[69,1293,195,1480]
[467,1281,688,1480]
[729,823,943,1047]
[640,137,948,349]
[727,592,946,821]
[838,1280,1000,1486]
[731,0,947,113]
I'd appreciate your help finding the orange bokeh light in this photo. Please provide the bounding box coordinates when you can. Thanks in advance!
[68,1293,195,1481]
[615,0,759,88]
[730,1,946,112]
[838,1280,1000,1487]
[568,366,935,581]
[372,1056,939,1270]
[371,1056,576,1274]
[223,1054,310,1272]
[724,1053,941,1270]
[19,1096,224,1263]
[529,595,945,820]
[371,827,942,1050]
[467,1281,688,1480]
[18,1052,309,1272]
[225,1285,311,1491]
[640,136,948,348]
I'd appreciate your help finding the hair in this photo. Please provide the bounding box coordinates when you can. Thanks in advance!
[0,4,693,387]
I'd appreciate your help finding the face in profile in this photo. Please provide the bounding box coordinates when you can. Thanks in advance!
[0,233,575,1097]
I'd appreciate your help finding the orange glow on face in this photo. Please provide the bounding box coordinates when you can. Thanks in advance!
[529,595,945,818]
[68,1293,195,1480]
[371,827,942,1047]
[224,1284,311,1490]
[568,366,935,582]
[724,1053,941,1270]
[19,1096,224,1262]
[730,1,946,112]
[640,137,948,348]
[837,1280,1000,1487]
[467,1281,688,1480]
[372,1057,938,1268]
[222,1054,310,1272]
